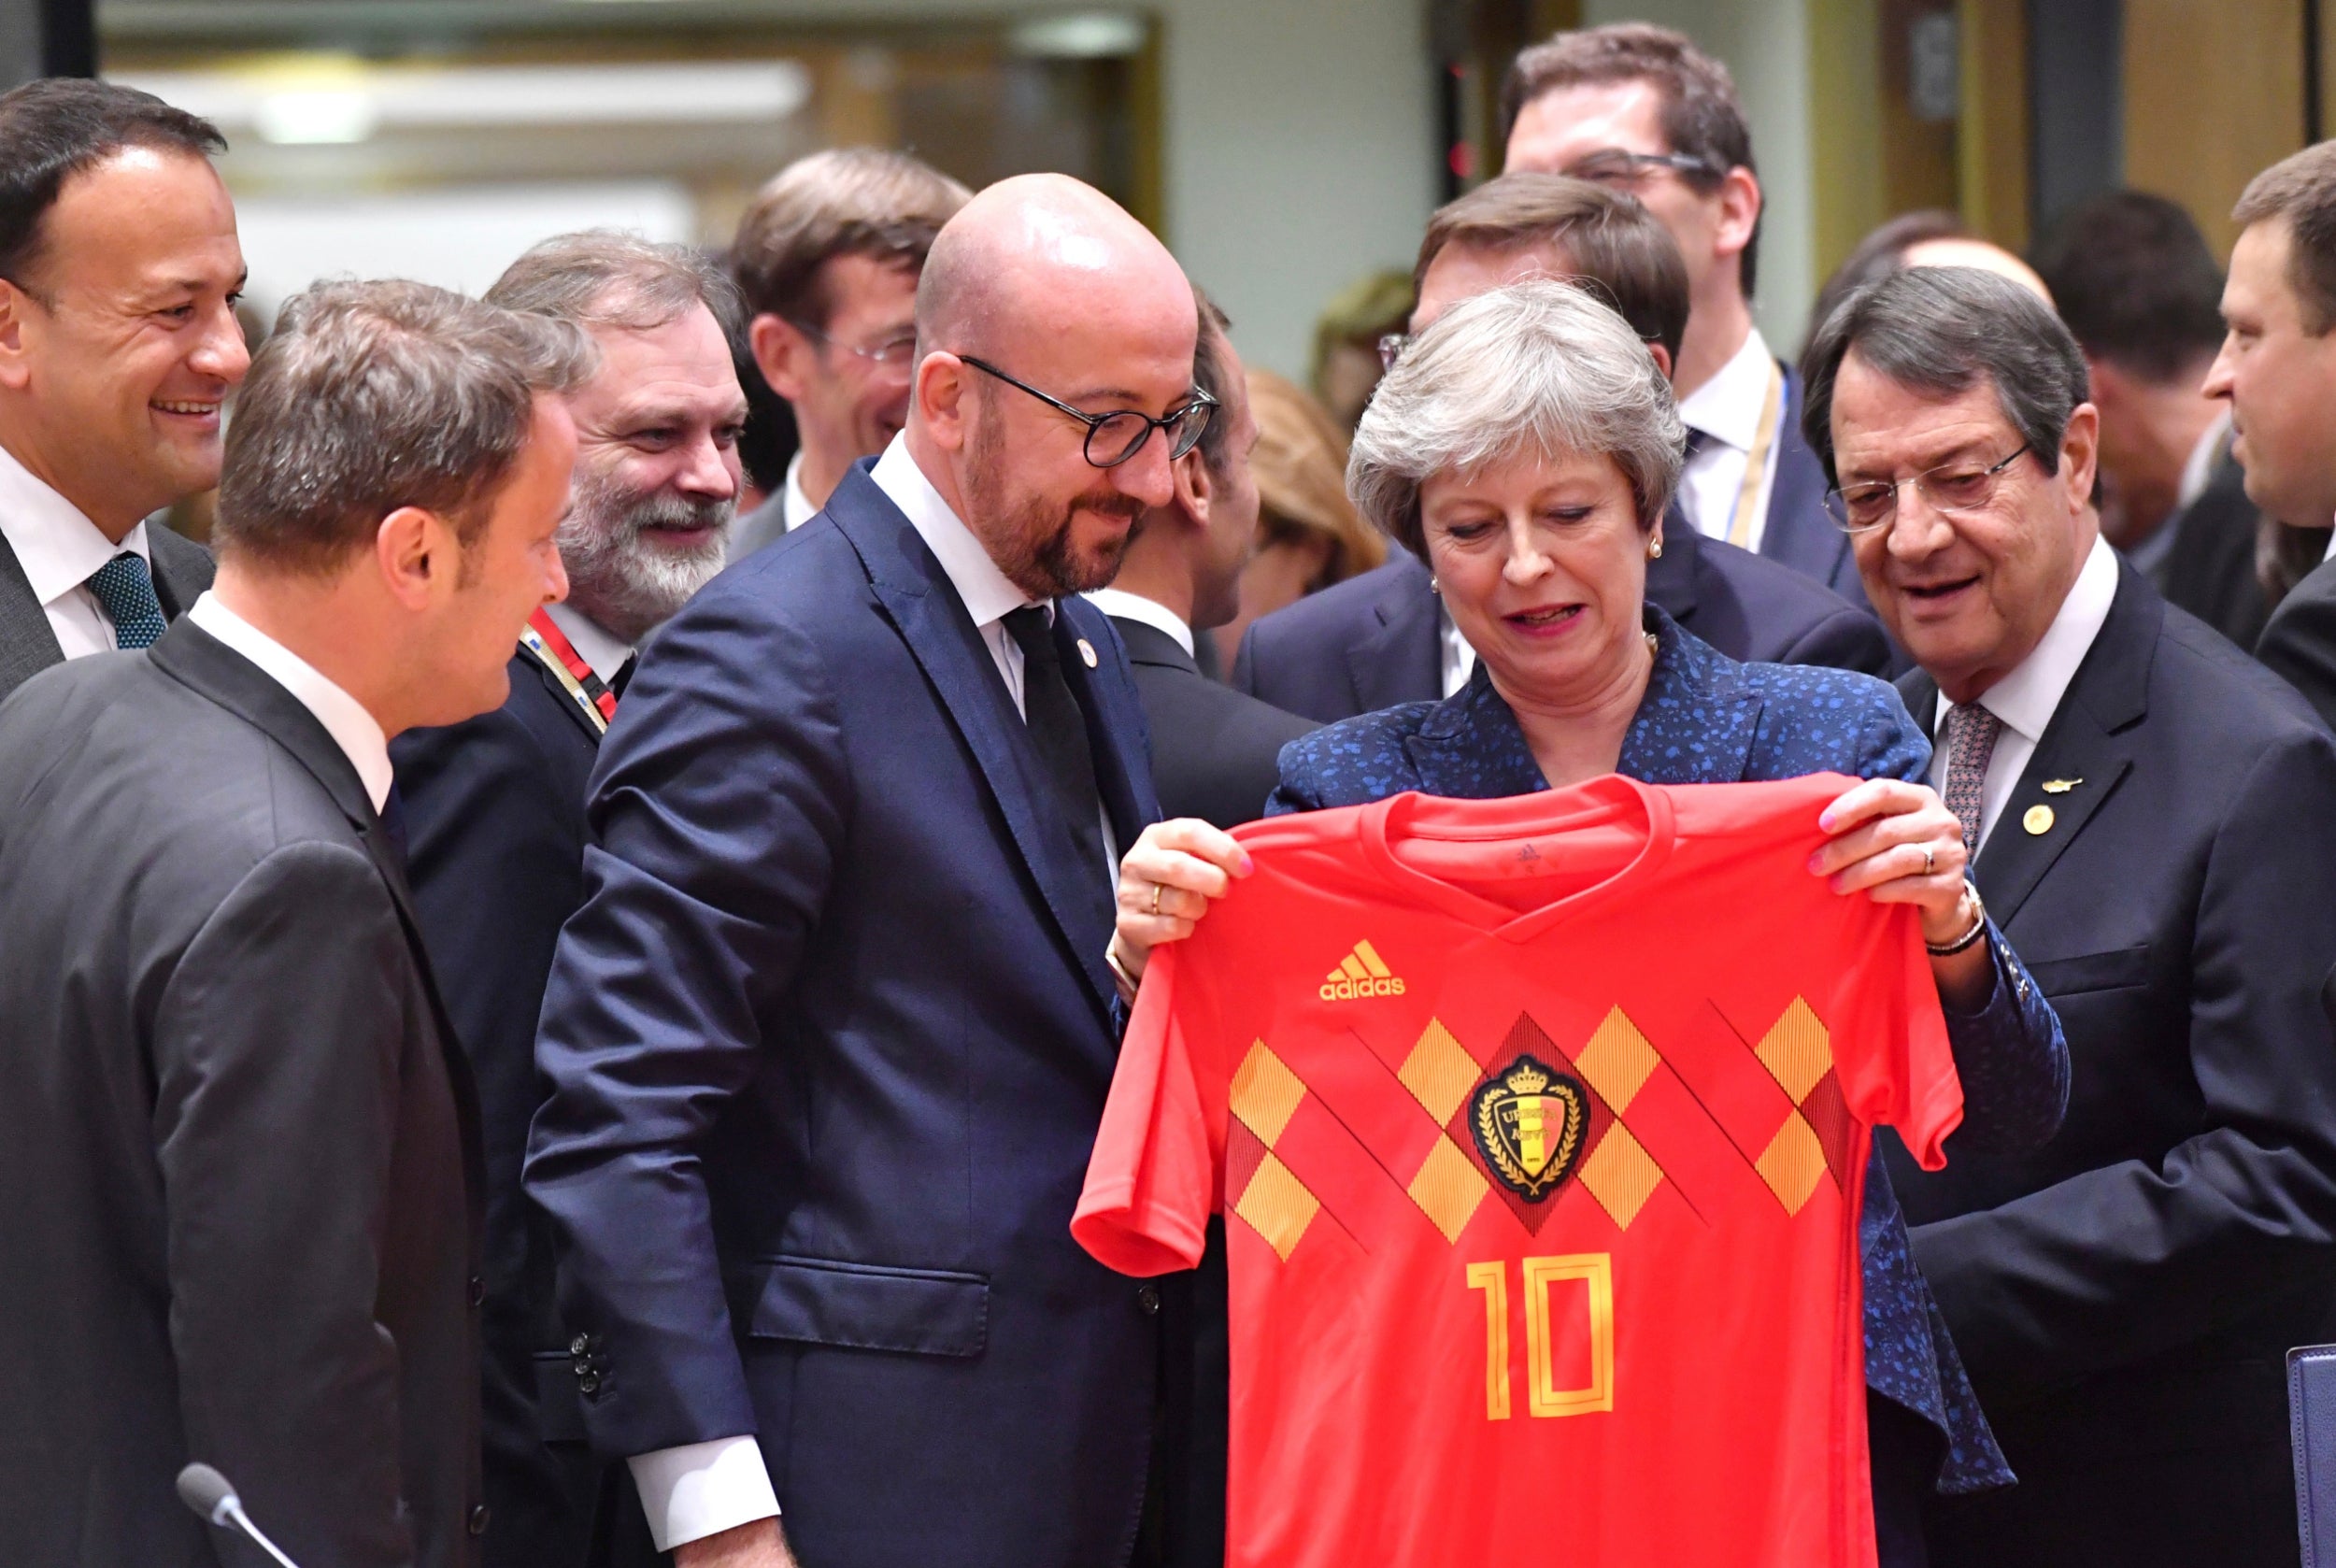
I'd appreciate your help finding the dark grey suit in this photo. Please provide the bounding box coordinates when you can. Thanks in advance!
[0,620,488,1568]
[0,521,214,701]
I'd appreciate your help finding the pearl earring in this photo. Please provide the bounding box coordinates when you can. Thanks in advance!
[1647,535,1663,560]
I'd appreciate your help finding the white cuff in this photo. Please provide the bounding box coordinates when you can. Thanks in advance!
[627,1435,779,1552]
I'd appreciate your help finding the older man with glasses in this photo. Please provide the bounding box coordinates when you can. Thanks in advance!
[1808,264,2336,1568]
[527,173,1206,1568]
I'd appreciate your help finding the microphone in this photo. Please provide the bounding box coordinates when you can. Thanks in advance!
[177,1462,304,1568]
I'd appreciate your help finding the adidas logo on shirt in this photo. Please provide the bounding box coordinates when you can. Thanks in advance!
[1320,939,1406,1001]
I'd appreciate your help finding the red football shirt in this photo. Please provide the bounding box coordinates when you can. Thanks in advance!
[1074,774,1961,1568]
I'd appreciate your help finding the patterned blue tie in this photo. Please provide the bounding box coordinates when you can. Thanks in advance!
[84,552,168,649]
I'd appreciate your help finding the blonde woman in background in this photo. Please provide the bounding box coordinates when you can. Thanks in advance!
[1206,369,1386,668]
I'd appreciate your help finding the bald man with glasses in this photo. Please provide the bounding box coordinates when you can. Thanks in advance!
[527,174,1208,1568]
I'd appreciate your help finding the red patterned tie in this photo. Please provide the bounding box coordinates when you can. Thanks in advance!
[1943,704,2003,853]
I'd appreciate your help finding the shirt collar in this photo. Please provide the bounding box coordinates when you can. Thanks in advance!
[869,435,1035,630]
[186,591,394,812]
[781,449,818,533]
[2176,407,2231,513]
[0,437,149,607]
[541,600,634,685]
[1675,326,1774,451]
[1937,532,2119,745]
[1083,587,1194,657]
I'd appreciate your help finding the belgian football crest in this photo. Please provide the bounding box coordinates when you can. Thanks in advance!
[1470,1054,1588,1203]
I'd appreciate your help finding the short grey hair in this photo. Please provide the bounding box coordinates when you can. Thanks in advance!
[216,278,597,576]
[1348,278,1684,556]
[487,228,745,339]
[1799,264,2090,488]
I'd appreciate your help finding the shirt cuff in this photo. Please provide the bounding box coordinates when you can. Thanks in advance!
[627,1436,779,1552]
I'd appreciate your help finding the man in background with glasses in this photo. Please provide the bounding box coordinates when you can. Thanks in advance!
[1501,23,1861,607]
[527,172,1203,1568]
[1807,264,2336,1568]
[728,148,970,560]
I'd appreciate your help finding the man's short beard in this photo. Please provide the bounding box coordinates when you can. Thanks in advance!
[964,397,1137,599]
[556,468,734,643]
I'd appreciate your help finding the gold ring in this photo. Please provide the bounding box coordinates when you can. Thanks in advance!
[1150,882,1163,917]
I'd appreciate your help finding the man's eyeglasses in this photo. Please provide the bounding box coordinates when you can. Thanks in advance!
[958,355,1217,469]
[793,321,919,368]
[1560,148,1727,190]
[1823,444,2037,535]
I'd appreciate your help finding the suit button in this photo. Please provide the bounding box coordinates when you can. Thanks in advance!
[468,1504,491,1536]
[1136,1284,1161,1316]
[570,1332,591,1356]
[577,1370,601,1396]
[467,1276,485,1308]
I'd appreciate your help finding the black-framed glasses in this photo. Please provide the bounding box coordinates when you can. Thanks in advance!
[959,354,1217,468]
[1824,444,2036,535]
[793,320,919,368]
[1560,148,1727,189]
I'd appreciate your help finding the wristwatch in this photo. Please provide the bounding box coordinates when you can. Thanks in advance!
[1925,880,1988,958]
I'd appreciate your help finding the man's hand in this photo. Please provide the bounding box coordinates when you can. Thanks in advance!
[674,1518,799,1568]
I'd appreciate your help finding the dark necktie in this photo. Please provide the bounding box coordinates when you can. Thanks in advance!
[1002,606,1114,948]
[84,551,168,649]
[375,780,411,873]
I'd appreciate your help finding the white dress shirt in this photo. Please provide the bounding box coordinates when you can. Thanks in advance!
[1675,327,1783,552]
[1440,606,1475,698]
[185,592,393,812]
[780,450,819,534]
[0,438,152,659]
[629,432,1129,1554]
[541,600,634,686]
[1929,534,2118,853]
[1084,585,1194,658]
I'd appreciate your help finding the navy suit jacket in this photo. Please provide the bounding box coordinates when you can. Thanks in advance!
[1886,565,2336,1566]
[1233,509,1892,725]
[525,462,1168,1568]
[1269,607,2068,1495]
[1767,363,1867,604]
[392,649,609,1568]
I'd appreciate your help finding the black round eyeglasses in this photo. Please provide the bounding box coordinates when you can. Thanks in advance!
[958,354,1217,469]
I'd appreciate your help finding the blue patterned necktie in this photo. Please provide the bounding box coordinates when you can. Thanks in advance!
[1942,703,2004,853]
[84,552,168,649]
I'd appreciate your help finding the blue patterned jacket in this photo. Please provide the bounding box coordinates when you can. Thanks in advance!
[1268,606,2069,1495]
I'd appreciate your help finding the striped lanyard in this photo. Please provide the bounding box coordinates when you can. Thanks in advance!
[520,608,615,734]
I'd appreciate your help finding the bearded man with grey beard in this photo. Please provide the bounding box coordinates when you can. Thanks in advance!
[387,232,748,1568]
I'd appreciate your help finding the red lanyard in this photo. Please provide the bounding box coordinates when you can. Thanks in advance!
[524,607,617,728]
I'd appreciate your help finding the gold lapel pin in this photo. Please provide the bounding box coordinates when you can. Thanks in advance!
[2041,778,2082,793]
[2023,804,2055,835]
[1076,638,1099,669]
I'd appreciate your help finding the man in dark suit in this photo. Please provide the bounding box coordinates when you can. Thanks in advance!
[2031,191,2272,648]
[1803,264,2336,1566]
[1234,172,1890,723]
[525,174,1194,1568]
[391,234,748,1568]
[1090,292,1313,829]
[0,279,589,1568]
[0,78,249,702]
[1502,23,1857,600]
[2215,143,2336,726]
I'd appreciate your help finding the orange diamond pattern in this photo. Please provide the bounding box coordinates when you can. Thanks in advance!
[1234,1151,1320,1261]
[1406,1135,1489,1242]
[1397,1019,1481,1126]
[1577,1121,1664,1230]
[1754,997,1833,1103]
[1574,1006,1661,1112]
[1755,1111,1829,1215]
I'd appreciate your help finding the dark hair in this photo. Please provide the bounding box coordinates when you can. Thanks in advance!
[729,148,971,331]
[0,78,226,296]
[1499,22,1761,296]
[216,279,596,576]
[1799,209,1969,364]
[1415,173,1688,363]
[2233,141,2336,335]
[2030,191,2226,381]
[1798,265,2090,489]
[1190,287,1237,479]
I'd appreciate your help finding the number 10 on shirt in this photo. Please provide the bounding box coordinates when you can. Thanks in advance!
[1467,1254,1615,1420]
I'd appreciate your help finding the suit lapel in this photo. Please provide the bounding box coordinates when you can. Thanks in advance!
[1058,595,1161,856]
[1969,571,2155,924]
[147,618,486,1219]
[833,469,1128,1018]
[1617,612,1764,783]
[146,526,216,620]
[1403,666,1547,798]
[0,531,64,699]
[1347,553,1444,712]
